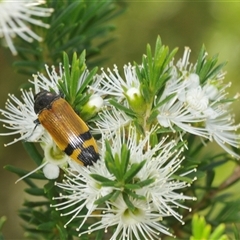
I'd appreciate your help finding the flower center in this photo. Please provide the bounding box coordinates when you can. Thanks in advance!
[43,141,69,165]
[121,207,145,225]
[186,87,209,112]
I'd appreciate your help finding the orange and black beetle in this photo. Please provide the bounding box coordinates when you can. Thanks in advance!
[34,90,99,166]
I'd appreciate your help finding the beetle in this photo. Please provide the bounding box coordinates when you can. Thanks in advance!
[34,90,99,166]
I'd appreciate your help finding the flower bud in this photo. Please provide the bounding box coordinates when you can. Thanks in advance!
[43,163,60,179]
[81,94,104,120]
[125,87,147,115]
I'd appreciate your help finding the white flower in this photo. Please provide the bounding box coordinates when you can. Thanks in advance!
[52,159,114,228]
[52,127,195,239]
[16,134,70,182]
[81,195,172,240]
[90,63,140,101]
[0,0,53,55]
[177,73,224,119]
[157,94,208,138]
[157,70,207,137]
[178,73,212,117]
[30,64,63,94]
[206,110,240,159]
[0,88,43,145]
[91,106,131,135]
[90,64,148,115]
[157,47,240,158]
[0,64,62,145]
[136,141,193,222]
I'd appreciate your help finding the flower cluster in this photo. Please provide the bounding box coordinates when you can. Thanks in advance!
[157,47,240,158]
[92,47,240,159]
[0,38,239,238]
[0,0,53,55]
[53,128,195,239]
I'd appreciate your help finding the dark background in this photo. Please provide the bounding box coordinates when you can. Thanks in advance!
[1,2,240,239]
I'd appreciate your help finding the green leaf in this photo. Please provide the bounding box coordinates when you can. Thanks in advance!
[62,51,71,90]
[95,228,104,240]
[140,82,151,103]
[14,0,125,75]
[191,214,229,240]
[123,160,146,183]
[124,189,145,201]
[199,158,229,171]
[154,92,176,109]
[124,178,154,190]
[38,222,56,231]
[206,170,215,187]
[44,181,55,193]
[63,52,86,102]
[49,2,80,30]
[214,200,240,223]
[232,224,240,240]
[109,99,136,117]
[124,184,142,190]
[171,173,195,183]
[90,174,113,183]
[138,36,177,97]
[94,191,115,205]
[110,190,121,202]
[202,224,212,239]
[76,66,98,96]
[192,214,206,239]
[90,174,117,187]
[25,188,45,196]
[206,61,227,81]
[213,193,233,203]
[136,178,155,188]
[104,140,120,178]
[22,142,43,166]
[120,144,130,176]
[209,224,226,240]
[122,192,135,212]
[0,216,7,232]
[113,152,122,179]
[195,45,227,84]
[13,60,43,68]
[196,45,206,74]
[149,132,159,146]
[23,201,49,208]
[4,165,45,188]
[31,210,47,223]
[56,223,70,240]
